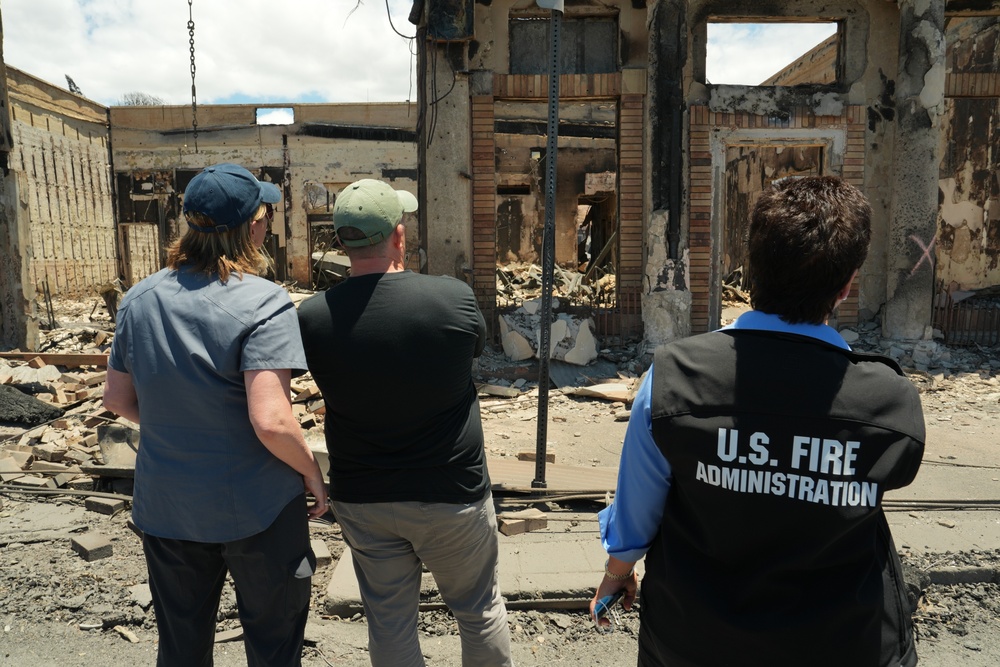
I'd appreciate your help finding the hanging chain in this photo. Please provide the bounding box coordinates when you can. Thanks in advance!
[187,0,199,152]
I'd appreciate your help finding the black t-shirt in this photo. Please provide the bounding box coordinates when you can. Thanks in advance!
[298,271,489,503]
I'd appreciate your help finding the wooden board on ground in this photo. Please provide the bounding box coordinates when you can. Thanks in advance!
[487,458,617,494]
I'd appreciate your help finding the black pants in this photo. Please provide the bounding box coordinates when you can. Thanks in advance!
[143,494,315,667]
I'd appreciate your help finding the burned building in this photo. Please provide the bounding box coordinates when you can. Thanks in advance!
[3,2,1000,353]
[409,0,964,345]
[0,65,116,350]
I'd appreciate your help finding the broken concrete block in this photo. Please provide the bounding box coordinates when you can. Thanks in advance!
[85,497,126,515]
[307,399,326,415]
[82,371,107,387]
[27,356,47,369]
[312,539,332,569]
[4,449,32,468]
[39,429,64,444]
[498,518,528,536]
[293,385,321,403]
[66,475,96,491]
[71,533,113,561]
[129,583,153,610]
[11,474,56,489]
[52,472,77,488]
[32,442,67,462]
[29,460,72,473]
[500,508,548,532]
[564,319,598,366]
[0,456,26,482]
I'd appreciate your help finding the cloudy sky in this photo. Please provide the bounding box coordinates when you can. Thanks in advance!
[2,0,418,105]
[2,1,836,107]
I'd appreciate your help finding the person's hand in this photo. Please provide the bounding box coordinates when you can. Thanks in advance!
[303,467,329,519]
[589,562,638,632]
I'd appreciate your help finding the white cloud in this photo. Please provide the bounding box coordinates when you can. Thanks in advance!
[707,23,838,85]
[1,0,417,105]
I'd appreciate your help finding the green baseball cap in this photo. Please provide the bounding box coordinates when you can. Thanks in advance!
[333,179,418,247]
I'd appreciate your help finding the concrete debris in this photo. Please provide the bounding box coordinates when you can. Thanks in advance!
[129,583,153,610]
[312,538,333,569]
[499,304,598,366]
[498,508,548,536]
[71,532,113,561]
[85,497,127,515]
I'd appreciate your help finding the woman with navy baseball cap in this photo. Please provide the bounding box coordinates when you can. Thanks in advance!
[104,163,326,666]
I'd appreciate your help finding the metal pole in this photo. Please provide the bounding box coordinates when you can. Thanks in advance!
[532,8,562,489]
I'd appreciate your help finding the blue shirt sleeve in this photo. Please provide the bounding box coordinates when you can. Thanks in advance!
[598,367,672,562]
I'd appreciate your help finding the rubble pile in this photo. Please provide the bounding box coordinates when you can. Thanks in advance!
[496,262,616,307]
[499,298,599,366]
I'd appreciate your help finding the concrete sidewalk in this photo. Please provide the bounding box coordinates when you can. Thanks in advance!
[324,460,1000,616]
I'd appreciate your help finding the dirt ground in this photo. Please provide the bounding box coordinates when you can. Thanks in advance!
[1,302,1000,666]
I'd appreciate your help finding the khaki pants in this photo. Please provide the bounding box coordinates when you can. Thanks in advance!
[333,492,513,667]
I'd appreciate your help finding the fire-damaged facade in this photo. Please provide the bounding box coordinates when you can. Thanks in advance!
[410,0,956,344]
[2,1,1000,352]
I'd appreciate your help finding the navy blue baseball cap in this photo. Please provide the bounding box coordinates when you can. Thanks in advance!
[183,163,281,233]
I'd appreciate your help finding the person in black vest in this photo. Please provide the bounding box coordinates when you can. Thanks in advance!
[592,175,925,667]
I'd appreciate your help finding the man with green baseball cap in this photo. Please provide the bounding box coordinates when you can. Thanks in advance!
[332,178,418,247]
[299,178,513,667]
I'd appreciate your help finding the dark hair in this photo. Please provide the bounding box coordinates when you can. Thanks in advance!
[746,176,872,324]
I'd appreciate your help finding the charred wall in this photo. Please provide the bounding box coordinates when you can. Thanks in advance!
[937,17,1000,291]
[5,67,116,302]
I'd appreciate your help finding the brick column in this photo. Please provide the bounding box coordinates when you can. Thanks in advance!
[470,95,496,336]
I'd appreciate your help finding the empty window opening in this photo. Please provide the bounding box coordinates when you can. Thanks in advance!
[707,22,839,86]
[720,144,824,325]
[256,107,295,125]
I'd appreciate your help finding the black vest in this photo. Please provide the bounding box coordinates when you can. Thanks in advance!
[640,329,924,667]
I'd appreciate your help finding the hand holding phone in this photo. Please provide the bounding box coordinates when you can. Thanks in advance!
[592,589,624,633]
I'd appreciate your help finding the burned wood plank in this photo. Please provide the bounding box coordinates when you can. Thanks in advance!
[0,352,109,367]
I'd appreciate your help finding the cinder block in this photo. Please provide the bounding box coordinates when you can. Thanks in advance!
[498,518,527,536]
[311,539,332,569]
[71,533,113,561]
[499,508,548,534]
[85,497,126,515]
[32,443,66,462]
